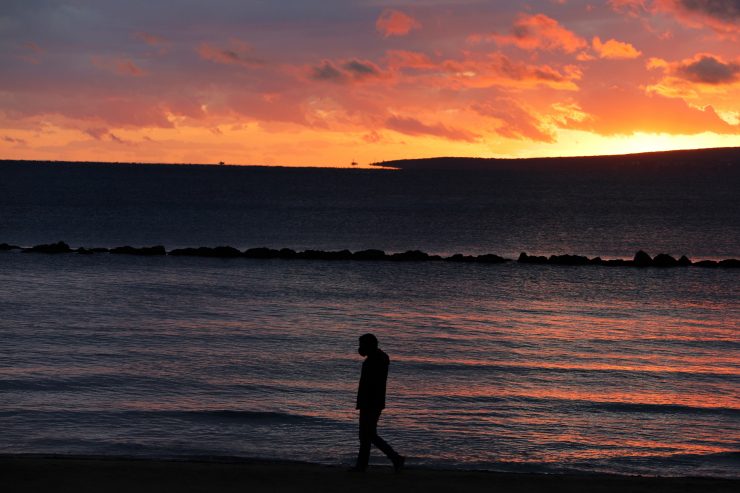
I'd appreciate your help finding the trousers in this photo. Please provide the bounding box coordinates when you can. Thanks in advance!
[356,408,399,469]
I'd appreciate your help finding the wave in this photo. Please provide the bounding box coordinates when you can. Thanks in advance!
[588,402,740,417]
[0,409,342,426]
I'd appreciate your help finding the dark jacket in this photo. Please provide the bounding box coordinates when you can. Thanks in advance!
[356,349,389,410]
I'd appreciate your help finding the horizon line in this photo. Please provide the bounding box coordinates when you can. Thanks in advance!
[1,145,738,169]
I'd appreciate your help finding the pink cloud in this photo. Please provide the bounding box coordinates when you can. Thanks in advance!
[91,57,145,76]
[133,31,167,47]
[386,50,436,70]
[376,10,421,38]
[472,99,555,143]
[592,37,642,59]
[481,13,587,53]
[385,115,478,142]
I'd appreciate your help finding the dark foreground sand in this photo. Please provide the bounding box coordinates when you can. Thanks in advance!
[3,456,738,493]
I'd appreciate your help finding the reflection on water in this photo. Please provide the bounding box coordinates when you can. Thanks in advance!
[0,253,738,477]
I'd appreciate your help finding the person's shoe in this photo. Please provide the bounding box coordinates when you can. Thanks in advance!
[392,455,405,473]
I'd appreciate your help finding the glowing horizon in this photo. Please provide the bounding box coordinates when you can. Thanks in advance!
[1,1,739,167]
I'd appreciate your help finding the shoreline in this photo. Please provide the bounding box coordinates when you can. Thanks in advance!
[2,454,738,493]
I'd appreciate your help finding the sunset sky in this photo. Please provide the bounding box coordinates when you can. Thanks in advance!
[1,0,739,166]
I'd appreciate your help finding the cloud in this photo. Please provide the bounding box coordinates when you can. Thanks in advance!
[559,88,739,135]
[84,127,110,140]
[132,31,170,54]
[472,99,555,142]
[309,59,384,84]
[18,41,45,64]
[608,0,648,15]
[661,0,740,35]
[342,59,382,78]
[376,9,421,38]
[133,31,167,47]
[645,54,740,106]
[310,61,346,82]
[385,115,478,142]
[480,13,587,53]
[609,0,739,37]
[2,136,26,145]
[386,50,436,70]
[197,40,263,67]
[649,53,740,84]
[91,56,146,76]
[592,37,642,59]
[676,54,740,84]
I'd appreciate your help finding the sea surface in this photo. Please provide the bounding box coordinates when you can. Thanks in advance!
[0,161,738,477]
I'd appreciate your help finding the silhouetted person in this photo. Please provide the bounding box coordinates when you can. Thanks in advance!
[351,333,405,472]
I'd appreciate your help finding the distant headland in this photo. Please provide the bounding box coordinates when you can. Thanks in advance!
[372,146,740,171]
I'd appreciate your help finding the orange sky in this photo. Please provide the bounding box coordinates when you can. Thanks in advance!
[1,0,739,166]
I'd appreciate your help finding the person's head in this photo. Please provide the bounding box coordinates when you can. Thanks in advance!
[358,333,378,357]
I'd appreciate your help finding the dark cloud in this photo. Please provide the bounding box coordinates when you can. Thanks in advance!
[677,55,740,84]
[310,59,383,83]
[84,127,109,140]
[197,41,263,68]
[676,0,740,21]
[2,136,26,144]
[311,61,346,82]
[342,59,381,77]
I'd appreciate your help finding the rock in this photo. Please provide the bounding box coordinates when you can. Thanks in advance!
[279,248,297,259]
[548,254,589,266]
[652,253,678,267]
[169,247,201,256]
[445,253,475,262]
[694,260,718,268]
[633,250,652,267]
[300,249,353,260]
[518,252,547,264]
[243,247,280,258]
[677,255,692,266]
[475,254,509,264]
[719,259,740,268]
[110,245,166,255]
[352,249,386,261]
[170,246,241,258]
[601,259,632,267]
[25,241,72,254]
[0,243,21,251]
[212,246,242,257]
[390,250,429,261]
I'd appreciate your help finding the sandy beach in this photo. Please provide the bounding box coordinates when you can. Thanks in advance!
[2,456,738,493]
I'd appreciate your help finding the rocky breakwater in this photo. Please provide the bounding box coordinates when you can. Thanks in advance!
[3,241,739,268]
[518,250,739,268]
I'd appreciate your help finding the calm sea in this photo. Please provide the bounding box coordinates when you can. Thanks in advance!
[0,162,738,477]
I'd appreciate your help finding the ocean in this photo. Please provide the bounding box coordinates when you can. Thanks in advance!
[0,161,738,477]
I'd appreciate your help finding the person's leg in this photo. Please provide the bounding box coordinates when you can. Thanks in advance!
[369,410,404,470]
[354,409,374,470]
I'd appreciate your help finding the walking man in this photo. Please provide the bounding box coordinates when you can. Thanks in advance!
[351,333,405,472]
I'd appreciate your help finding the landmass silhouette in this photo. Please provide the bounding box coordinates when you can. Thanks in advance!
[1,242,737,268]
